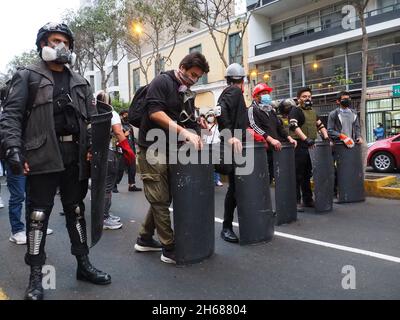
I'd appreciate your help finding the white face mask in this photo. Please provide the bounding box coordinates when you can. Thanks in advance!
[41,42,76,66]
[207,116,215,124]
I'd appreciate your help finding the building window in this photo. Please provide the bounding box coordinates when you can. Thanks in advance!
[377,0,400,13]
[229,33,243,65]
[189,45,207,85]
[132,68,140,94]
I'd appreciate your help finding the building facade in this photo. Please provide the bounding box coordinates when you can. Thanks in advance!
[127,16,251,115]
[247,0,400,142]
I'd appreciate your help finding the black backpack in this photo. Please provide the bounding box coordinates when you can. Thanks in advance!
[128,84,149,128]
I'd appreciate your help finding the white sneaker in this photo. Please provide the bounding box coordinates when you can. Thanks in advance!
[103,217,123,230]
[216,181,223,187]
[9,231,26,245]
[47,228,53,235]
[0,197,4,208]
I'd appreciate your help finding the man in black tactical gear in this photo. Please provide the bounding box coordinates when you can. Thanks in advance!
[288,87,329,211]
[0,22,111,300]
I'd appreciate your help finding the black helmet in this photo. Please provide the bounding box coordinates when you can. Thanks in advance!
[278,98,296,115]
[36,22,74,52]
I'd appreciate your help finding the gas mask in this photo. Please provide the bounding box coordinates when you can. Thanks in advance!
[302,99,313,110]
[41,42,76,66]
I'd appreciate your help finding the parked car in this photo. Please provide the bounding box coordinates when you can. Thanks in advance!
[367,134,400,173]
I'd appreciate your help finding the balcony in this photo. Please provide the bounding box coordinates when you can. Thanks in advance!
[254,4,400,56]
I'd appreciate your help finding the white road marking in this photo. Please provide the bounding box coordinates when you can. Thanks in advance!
[214,218,400,264]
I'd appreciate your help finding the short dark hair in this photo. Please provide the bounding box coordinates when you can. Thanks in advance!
[179,52,210,74]
[226,77,244,85]
[337,91,350,100]
[297,87,312,98]
[119,109,128,116]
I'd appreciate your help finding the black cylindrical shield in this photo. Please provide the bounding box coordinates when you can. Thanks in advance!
[273,143,297,224]
[310,140,334,213]
[235,142,274,245]
[334,143,365,203]
[170,145,215,265]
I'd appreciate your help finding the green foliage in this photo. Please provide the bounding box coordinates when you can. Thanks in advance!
[111,98,130,113]
[7,49,39,76]
[330,66,353,87]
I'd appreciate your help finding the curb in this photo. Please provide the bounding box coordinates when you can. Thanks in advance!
[364,175,400,200]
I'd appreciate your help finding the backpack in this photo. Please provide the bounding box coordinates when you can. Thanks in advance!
[128,84,149,128]
[128,73,175,128]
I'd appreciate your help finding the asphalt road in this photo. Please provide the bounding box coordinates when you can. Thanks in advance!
[0,175,399,300]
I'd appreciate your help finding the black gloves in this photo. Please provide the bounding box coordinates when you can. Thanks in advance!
[304,137,315,147]
[6,147,25,175]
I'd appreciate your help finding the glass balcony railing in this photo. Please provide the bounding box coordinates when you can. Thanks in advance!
[254,4,400,56]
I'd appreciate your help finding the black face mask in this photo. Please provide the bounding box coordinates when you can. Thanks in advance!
[340,99,350,108]
[302,99,313,109]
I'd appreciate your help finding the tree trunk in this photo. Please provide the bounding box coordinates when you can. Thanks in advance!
[101,68,107,91]
[360,13,368,143]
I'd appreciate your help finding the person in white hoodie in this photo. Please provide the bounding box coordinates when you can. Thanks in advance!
[202,110,223,186]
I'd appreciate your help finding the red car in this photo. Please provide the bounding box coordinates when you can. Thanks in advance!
[367,134,400,173]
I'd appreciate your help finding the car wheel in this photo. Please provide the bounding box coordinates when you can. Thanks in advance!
[371,152,395,173]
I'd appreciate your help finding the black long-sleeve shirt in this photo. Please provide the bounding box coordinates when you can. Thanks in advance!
[248,102,289,142]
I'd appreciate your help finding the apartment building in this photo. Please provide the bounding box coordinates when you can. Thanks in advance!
[247,0,400,142]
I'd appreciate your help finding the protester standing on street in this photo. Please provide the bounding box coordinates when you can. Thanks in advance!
[288,87,329,211]
[0,22,111,300]
[248,84,297,153]
[114,109,142,192]
[327,91,363,146]
[327,91,363,197]
[97,92,135,230]
[217,63,248,243]
[248,83,297,183]
[134,52,210,264]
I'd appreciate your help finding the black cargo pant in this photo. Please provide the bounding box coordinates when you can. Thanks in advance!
[294,145,313,204]
[223,171,236,230]
[25,151,89,266]
[115,153,136,186]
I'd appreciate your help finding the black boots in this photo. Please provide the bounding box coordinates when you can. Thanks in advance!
[76,255,111,285]
[24,266,44,300]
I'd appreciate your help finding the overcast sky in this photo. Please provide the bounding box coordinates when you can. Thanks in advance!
[0,0,80,74]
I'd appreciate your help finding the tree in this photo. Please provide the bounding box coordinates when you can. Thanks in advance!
[6,49,39,77]
[352,0,370,143]
[66,0,126,90]
[184,0,260,68]
[123,0,188,85]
